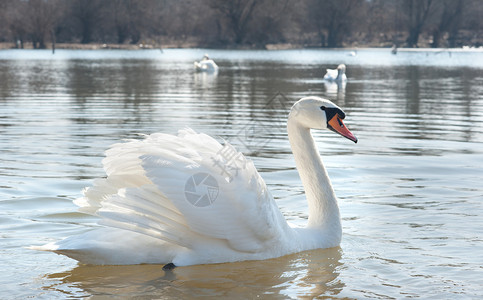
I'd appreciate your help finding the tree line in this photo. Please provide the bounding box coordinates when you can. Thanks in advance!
[0,0,481,49]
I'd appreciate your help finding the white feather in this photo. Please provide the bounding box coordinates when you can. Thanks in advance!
[194,59,219,73]
[324,64,347,82]
[36,98,357,266]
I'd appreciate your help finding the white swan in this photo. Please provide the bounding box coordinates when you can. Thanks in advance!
[36,97,357,266]
[194,54,219,73]
[324,64,347,82]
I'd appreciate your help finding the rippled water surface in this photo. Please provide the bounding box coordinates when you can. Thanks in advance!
[1,48,483,299]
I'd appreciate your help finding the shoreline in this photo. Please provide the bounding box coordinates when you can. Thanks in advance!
[1,42,482,52]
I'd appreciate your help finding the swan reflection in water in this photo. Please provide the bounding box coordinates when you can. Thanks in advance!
[323,80,347,99]
[193,70,218,89]
[44,247,344,298]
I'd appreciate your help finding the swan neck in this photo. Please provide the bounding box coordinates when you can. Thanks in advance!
[337,69,343,80]
[287,120,341,229]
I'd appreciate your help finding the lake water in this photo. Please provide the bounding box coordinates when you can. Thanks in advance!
[1,48,482,299]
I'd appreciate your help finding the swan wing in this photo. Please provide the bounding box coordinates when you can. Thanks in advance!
[80,129,289,253]
[324,68,337,80]
[197,60,218,72]
[206,60,218,70]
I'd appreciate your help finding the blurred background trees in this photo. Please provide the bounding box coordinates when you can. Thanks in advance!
[0,0,481,49]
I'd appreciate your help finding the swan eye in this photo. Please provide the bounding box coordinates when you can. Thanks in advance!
[323,107,346,123]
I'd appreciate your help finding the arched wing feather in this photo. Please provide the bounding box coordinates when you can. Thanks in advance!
[79,129,290,253]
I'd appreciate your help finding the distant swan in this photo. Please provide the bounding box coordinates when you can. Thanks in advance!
[194,54,219,73]
[324,64,347,82]
[35,97,357,266]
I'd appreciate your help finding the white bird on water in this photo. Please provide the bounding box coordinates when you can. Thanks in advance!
[34,97,357,268]
[194,54,219,73]
[324,64,347,82]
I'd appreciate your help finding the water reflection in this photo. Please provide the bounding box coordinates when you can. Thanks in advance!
[405,66,421,115]
[45,247,343,298]
[2,55,480,146]
[323,80,346,101]
[0,62,13,100]
[65,60,161,103]
[1,49,483,299]
[193,71,218,89]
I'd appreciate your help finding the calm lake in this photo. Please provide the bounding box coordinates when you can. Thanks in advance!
[1,48,482,299]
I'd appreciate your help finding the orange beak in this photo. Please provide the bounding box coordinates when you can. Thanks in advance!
[328,115,358,143]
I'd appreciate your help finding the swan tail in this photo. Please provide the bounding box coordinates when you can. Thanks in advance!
[96,184,196,249]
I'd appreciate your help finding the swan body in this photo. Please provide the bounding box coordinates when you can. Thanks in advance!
[36,97,357,266]
[194,54,219,73]
[324,64,347,82]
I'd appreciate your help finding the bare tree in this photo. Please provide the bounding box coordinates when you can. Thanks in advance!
[209,0,263,44]
[22,0,63,49]
[403,0,434,47]
[4,0,29,48]
[0,0,481,48]
[156,0,217,46]
[308,0,364,47]
[107,0,153,44]
[462,0,483,47]
[430,0,464,48]
[364,0,398,45]
[69,0,104,44]
[245,0,291,46]
[0,1,9,42]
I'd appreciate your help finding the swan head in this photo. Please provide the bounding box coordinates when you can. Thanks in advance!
[289,97,357,143]
[202,54,210,61]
